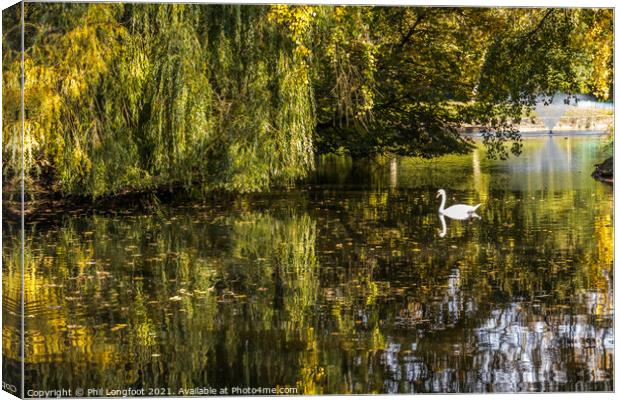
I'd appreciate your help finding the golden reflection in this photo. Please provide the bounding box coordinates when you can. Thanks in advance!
[3,137,613,394]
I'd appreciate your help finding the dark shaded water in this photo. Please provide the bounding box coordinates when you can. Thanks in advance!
[3,135,613,394]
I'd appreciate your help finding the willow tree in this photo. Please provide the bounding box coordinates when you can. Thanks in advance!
[3,3,315,198]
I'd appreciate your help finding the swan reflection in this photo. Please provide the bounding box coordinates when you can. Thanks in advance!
[438,212,481,238]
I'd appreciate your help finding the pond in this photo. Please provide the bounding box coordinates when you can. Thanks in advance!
[3,134,613,394]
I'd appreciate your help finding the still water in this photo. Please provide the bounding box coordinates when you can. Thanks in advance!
[3,135,613,394]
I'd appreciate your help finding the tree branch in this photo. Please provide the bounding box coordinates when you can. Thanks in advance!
[524,9,554,40]
[398,12,426,49]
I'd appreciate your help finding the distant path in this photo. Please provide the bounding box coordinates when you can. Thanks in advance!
[462,130,607,138]
[518,130,607,137]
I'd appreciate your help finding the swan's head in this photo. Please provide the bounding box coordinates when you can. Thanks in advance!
[436,189,446,198]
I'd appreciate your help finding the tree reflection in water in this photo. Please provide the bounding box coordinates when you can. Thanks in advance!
[2,136,613,393]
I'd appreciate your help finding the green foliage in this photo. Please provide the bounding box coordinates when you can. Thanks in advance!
[2,5,613,197]
[313,7,613,159]
[475,8,613,158]
[3,4,315,197]
[314,7,484,158]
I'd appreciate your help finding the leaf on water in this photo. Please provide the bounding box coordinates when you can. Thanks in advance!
[169,296,183,301]
[110,324,128,332]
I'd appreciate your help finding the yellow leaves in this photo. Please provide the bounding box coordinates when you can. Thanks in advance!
[579,10,613,100]
[1,4,123,177]
[268,5,316,32]
[267,5,316,60]
[334,6,347,21]
[60,24,119,93]
[295,44,311,59]
[73,146,92,174]
[2,4,134,194]
[589,40,612,99]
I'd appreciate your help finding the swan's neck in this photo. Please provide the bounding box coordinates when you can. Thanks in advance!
[438,192,446,213]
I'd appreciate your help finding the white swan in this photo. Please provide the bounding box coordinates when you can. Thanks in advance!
[436,189,481,220]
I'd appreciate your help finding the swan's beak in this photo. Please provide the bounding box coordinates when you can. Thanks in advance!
[436,192,440,198]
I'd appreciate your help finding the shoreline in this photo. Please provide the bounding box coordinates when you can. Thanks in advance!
[3,131,611,217]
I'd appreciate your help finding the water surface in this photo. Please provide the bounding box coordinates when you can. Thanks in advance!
[3,134,613,394]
